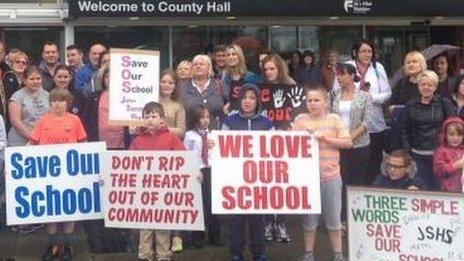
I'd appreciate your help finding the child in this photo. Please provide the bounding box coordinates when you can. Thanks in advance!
[433,116,464,192]
[130,102,185,261]
[292,86,352,261]
[183,104,223,249]
[29,88,87,261]
[176,60,192,81]
[222,83,273,261]
[373,150,426,190]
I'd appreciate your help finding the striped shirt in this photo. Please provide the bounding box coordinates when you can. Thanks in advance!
[293,113,350,181]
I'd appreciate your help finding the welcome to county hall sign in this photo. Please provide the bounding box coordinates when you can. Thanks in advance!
[69,0,464,18]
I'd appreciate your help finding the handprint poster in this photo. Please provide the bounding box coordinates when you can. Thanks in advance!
[259,84,307,130]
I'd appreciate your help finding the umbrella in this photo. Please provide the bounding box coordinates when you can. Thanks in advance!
[391,44,461,86]
[421,44,460,60]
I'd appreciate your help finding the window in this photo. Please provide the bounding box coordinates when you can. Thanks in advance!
[75,26,169,69]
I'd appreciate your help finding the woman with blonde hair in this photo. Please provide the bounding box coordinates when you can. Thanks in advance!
[221,44,262,115]
[401,70,455,190]
[390,51,427,107]
[388,51,427,151]
[2,51,28,131]
[180,54,225,248]
[176,60,192,81]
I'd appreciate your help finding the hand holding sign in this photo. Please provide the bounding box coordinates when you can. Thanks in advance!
[314,131,328,142]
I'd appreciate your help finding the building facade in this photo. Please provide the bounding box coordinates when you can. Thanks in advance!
[0,0,464,75]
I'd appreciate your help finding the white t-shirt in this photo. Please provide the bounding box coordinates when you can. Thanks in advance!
[339,100,352,130]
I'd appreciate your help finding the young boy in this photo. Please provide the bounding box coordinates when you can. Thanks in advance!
[373,150,426,190]
[130,102,185,261]
[29,88,87,261]
[222,83,273,261]
[293,86,352,261]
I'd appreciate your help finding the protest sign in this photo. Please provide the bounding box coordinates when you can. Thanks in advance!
[210,130,320,214]
[347,186,464,261]
[109,48,160,125]
[5,142,106,225]
[259,84,307,130]
[103,151,204,231]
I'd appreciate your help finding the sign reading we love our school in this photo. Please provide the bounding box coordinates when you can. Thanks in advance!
[210,131,320,215]
[347,186,464,261]
[109,48,159,125]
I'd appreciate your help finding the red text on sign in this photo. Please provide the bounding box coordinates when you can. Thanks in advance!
[259,135,312,158]
[218,135,253,158]
[243,160,288,184]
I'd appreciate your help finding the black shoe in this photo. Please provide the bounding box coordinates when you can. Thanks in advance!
[60,246,73,261]
[42,245,60,261]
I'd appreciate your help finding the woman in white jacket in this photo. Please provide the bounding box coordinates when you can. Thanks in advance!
[347,39,391,185]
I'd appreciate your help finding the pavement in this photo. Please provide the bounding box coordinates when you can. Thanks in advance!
[0,216,344,261]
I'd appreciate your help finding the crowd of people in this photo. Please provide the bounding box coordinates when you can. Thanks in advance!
[0,38,463,261]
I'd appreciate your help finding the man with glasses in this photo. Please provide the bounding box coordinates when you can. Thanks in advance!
[372,150,425,190]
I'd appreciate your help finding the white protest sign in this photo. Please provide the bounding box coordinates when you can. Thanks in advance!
[348,186,464,261]
[103,151,204,231]
[210,130,320,214]
[109,48,159,125]
[5,142,106,225]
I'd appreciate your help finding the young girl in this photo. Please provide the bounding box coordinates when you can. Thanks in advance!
[183,104,223,248]
[260,53,298,242]
[433,116,464,192]
[159,69,186,251]
[159,69,186,138]
[29,88,87,261]
[8,65,49,147]
[52,65,86,124]
[293,86,352,261]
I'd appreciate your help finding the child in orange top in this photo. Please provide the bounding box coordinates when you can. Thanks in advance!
[29,88,87,261]
[293,86,352,261]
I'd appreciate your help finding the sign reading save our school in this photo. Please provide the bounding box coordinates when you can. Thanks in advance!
[347,186,464,261]
[210,131,320,214]
[103,151,204,231]
[5,142,106,225]
[109,48,159,125]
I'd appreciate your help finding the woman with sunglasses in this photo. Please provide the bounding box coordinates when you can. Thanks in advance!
[2,51,28,131]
